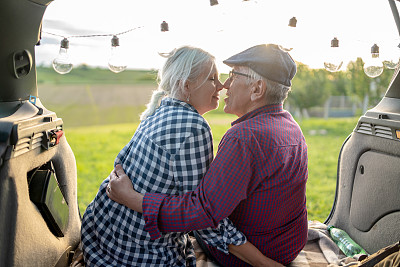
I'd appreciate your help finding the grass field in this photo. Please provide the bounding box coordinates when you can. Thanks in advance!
[65,114,358,223]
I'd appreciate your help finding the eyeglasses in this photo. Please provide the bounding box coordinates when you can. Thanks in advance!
[229,70,252,80]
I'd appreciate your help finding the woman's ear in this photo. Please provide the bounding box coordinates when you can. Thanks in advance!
[250,80,266,101]
[183,80,192,101]
[183,80,191,93]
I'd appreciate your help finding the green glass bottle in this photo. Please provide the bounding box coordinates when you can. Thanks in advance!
[327,225,368,257]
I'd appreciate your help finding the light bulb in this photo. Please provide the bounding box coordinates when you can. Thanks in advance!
[324,37,343,72]
[52,38,73,74]
[383,59,399,69]
[157,21,176,57]
[279,17,297,52]
[382,44,400,69]
[363,44,384,78]
[108,35,127,73]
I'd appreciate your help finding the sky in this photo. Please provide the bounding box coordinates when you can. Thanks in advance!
[35,0,400,74]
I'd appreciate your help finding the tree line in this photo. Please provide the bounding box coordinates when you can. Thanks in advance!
[288,58,396,115]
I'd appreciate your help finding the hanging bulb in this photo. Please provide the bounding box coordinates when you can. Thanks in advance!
[324,37,343,72]
[108,35,127,73]
[158,21,176,57]
[363,44,384,78]
[382,46,400,69]
[52,38,73,74]
[383,58,399,69]
[210,0,218,6]
[381,43,400,69]
[279,17,297,52]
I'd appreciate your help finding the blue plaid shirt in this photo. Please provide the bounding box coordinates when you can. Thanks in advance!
[81,98,246,267]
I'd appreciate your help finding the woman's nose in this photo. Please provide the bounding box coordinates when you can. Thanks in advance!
[216,79,224,91]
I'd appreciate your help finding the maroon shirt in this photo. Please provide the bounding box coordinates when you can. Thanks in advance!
[143,104,308,265]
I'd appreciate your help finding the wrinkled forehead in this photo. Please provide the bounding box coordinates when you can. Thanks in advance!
[232,65,251,72]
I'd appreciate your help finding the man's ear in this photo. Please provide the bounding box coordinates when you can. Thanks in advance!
[250,80,266,101]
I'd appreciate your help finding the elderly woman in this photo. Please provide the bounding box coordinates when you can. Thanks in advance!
[80,46,277,267]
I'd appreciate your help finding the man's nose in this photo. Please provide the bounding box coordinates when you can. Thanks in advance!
[223,78,231,89]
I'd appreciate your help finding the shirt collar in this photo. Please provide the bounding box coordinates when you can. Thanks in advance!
[161,97,198,113]
[231,104,284,126]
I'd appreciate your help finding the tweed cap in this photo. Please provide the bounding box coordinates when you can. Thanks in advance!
[223,44,297,87]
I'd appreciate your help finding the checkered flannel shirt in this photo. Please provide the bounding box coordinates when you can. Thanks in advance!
[81,98,246,267]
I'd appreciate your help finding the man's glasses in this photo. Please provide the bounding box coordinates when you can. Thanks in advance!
[229,70,252,80]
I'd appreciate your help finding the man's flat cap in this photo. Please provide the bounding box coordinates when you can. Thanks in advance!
[223,44,297,87]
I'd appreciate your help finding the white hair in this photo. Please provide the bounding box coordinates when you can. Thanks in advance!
[140,46,215,120]
[237,66,291,104]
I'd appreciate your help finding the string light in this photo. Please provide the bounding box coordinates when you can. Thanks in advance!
[279,17,297,52]
[364,44,384,78]
[383,58,399,69]
[324,37,343,72]
[40,1,398,78]
[158,21,176,58]
[382,46,400,69]
[108,35,127,73]
[52,38,73,74]
[43,26,142,74]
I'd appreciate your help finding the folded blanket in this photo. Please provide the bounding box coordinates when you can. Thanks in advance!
[288,221,359,267]
[191,221,361,267]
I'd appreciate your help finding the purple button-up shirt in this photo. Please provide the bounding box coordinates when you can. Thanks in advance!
[143,104,308,265]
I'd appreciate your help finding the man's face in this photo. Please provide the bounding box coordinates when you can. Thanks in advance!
[223,67,253,117]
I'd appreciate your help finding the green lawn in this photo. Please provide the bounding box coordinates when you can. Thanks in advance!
[65,115,358,222]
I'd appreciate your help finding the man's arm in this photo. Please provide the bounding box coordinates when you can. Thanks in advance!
[229,243,283,267]
[110,135,259,236]
[107,165,283,267]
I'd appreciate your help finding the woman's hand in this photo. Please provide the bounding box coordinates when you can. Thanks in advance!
[106,164,144,213]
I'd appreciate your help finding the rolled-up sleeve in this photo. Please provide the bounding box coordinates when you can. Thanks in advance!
[195,218,247,254]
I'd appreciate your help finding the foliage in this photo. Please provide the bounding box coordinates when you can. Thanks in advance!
[287,60,394,111]
[346,58,395,105]
[289,63,331,110]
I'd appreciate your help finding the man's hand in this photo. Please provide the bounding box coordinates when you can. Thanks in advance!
[228,242,284,267]
[106,164,144,213]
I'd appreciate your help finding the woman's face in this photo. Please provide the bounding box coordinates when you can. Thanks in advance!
[187,62,224,115]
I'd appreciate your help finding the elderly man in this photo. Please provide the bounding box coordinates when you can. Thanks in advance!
[108,44,308,266]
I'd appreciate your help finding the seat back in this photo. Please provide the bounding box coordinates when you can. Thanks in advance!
[325,68,400,254]
[0,101,81,266]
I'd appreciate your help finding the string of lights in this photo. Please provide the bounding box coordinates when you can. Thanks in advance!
[43,26,144,74]
[43,0,400,78]
[43,26,143,39]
